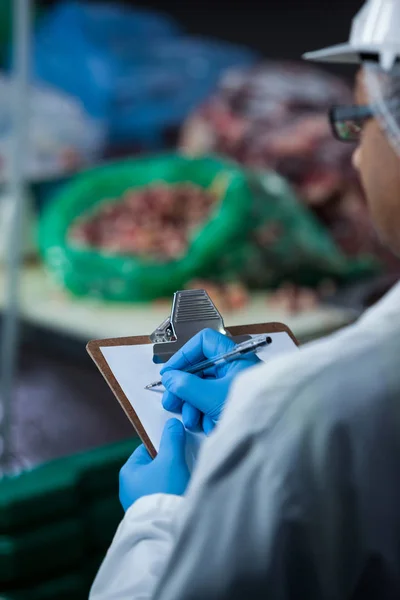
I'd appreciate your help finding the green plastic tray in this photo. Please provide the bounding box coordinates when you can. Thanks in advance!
[0,518,83,584]
[0,437,139,588]
[0,438,138,534]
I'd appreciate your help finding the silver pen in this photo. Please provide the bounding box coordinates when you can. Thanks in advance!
[145,334,272,390]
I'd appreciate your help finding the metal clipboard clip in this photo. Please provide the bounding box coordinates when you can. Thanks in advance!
[150,289,250,363]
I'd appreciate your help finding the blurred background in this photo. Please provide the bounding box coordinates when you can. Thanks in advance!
[1,0,398,598]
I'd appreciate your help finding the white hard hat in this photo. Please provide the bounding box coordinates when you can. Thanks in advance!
[304,0,400,72]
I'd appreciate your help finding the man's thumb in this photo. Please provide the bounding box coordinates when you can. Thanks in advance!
[159,418,186,458]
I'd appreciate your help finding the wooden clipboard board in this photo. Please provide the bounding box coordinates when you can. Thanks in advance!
[87,322,298,458]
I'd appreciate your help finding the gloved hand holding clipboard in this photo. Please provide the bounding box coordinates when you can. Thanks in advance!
[87,290,299,466]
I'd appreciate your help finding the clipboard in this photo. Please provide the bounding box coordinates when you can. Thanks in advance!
[87,290,299,459]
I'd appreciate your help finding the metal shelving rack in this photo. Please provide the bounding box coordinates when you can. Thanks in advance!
[0,0,31,474]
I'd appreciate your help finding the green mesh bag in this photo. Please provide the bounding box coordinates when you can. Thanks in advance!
[210,170,379,288]
[38,154,258,302]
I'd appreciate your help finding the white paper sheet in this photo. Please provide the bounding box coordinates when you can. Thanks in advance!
[101,331,297,467]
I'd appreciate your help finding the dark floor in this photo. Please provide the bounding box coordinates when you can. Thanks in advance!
[9,347,134,470]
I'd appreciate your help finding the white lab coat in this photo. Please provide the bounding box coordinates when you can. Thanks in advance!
[90,282,400,600]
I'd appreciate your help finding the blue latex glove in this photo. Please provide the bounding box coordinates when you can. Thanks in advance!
[161,329,260,434]
[119,418,190,511]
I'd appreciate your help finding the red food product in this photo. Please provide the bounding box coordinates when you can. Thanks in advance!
[68,183,217,261]
[267,282,320,314]
[181,63,355,205]
[185,280,250,313]
[186,279,322,315]
[180,62,400,274]
[186,280,230,313]
[224,282,249,311]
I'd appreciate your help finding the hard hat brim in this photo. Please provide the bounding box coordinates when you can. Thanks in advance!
[303,43,379,65]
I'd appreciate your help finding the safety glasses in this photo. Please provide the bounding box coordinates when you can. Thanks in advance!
[329,105,374,142]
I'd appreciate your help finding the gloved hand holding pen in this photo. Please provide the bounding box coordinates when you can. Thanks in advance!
[161,329,260,434]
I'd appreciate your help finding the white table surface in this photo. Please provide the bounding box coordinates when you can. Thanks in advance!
[0,263,357,343]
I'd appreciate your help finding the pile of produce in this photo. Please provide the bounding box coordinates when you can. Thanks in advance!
[180,62,399,271]
[180,63,354,205]
[69,183,218,261]
[184,279,336,314]
[185,280,250,312]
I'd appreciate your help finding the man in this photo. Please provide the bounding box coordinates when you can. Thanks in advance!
[90,0,400,597]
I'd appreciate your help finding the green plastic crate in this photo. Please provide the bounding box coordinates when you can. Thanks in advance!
[0,552,106,600]
[0,572,88,600]
[84,495,123,551]
[75,439,138,498]
[0,437,139,589]
[0,518,83,584]
[0,438,138,534]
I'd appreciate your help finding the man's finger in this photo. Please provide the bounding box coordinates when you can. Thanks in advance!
[162,370,221,416]
[203,415,216,436]
[182,402,201,430]
[158,418,186,459]
[160,329,236,374]
[162,390,183,413]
